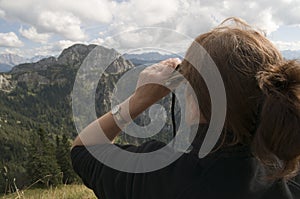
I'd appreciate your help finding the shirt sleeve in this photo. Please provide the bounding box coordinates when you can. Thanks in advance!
[70,140,166,198]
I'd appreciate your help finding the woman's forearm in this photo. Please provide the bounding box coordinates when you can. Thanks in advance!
[71,58,180,148]
[71,93,150,148]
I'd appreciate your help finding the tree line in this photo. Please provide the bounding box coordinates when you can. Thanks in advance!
[0,128,79,194]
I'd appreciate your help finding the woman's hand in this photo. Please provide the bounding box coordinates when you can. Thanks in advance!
[132,58,181,109]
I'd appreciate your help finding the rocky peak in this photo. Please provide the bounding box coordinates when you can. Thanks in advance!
[57,44,134,73]
[4,44,134,89]
[57,44,97,67]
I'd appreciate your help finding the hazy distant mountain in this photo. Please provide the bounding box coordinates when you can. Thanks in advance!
[125,50,300,65]
[28,55,50,63]
[281,50,300,60]
[0,54,49,72]
[2,49,299,73]
[124,52,184,66]
[124,52,184,61]
[0,63,12,72]
[0,54,25,72]
[0,54,25,66]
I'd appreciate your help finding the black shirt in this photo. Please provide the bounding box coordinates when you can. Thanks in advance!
[71,129,300,199]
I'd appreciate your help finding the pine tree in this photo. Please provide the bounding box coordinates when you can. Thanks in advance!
[26,128,61,187]
[56,134,79,184]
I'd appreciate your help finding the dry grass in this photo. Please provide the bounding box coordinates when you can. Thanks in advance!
[1,184,97,199]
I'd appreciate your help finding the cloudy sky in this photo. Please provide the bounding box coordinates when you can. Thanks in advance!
[0,0,300,57]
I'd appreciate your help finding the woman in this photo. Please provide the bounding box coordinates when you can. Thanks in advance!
[71,18,300,198]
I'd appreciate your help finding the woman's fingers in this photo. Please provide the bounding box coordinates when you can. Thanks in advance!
[150,58,181,78]
[160,58,181,69]
[134,58,182,106]
[137,58,181,88]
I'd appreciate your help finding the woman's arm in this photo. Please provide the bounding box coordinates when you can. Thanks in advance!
[72,58,181,148]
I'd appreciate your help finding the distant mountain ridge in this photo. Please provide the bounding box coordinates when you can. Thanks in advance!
[124,50,300,66]
[281,50,300,60]
[124,52,184,61]
[1,49,299,73]
[124,52,184,66]
[0,54,50,72]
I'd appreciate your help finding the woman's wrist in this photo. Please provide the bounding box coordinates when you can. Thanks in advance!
[128,93,152,119]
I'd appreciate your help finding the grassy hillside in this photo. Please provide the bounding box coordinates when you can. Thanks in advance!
[1,185,96,199]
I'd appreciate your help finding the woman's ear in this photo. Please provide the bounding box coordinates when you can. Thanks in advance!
[185,90,208,125]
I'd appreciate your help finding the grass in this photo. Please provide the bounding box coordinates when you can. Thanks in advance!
[1,184,97,199]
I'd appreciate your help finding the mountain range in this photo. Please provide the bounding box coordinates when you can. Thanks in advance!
[1,49,299,73]
[281,50,300,60]
[0,54,49,72]
[123,52,184,66]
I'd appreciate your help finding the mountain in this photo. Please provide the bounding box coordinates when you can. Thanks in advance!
[281,50,300,60]
[0,54,25,66]
[124,50,300,66]
[0,63,12,73]
[28,55,49,63]
[0,44,129,189]
[0,54,25,72]
[2,49,298,73]
[0,44,176,142]
[0,54,49,72]
[0,44,135,128]
[124,52,184,66]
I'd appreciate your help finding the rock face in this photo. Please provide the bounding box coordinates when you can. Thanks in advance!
[0,74,14,92]
[57,44,97,68]
[17,72,50,85]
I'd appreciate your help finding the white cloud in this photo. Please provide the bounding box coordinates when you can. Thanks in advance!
[90,38,105,46]
[113,0,179,26]
[100,27,192,55]
[37,11,86,41]
[98,0,300,51]
[52,40,87,52]
[19,26,51,44]
[0,0,113,41]
[50,0,113,23]
[0,32,23,47]
[0,9,5,18]
[1,40,88,57]
[1,47,23,55]
[272,40,300,51]
[2,0,300,54]
[31,40,88,57]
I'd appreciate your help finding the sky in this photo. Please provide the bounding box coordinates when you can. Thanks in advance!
[0,0,300,58]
